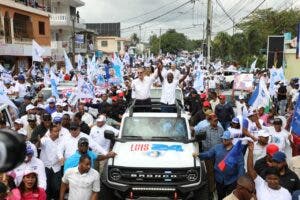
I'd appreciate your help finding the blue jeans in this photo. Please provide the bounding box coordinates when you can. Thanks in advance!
[161,103,176,113]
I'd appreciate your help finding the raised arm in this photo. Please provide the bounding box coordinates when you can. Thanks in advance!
[179,66,190,84]
[247,142,257,180]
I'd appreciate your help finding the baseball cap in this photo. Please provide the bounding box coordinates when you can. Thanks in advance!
[266,144,279,156]
[273,118,283,125]
[219,94,226,100]
[37,103,45,110]
[272,151,286,163]
[78,137,89,145]
[221,131,233,140]
[14,119,23,125]
[257,129,269,137]
[247,110,256,117]
[70,122,79,130]
[18,74,25,81]
[23,169,37,177]
[231,117,240,124]
[96,115,106,122]
[203,101,211,107]
[239,94,245,100]
[4,79,11,85]
[26,104,35,112]
[56,101,63,107]
[53,116,62,123]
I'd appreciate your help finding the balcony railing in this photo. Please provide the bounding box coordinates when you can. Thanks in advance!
[50,13,86,29]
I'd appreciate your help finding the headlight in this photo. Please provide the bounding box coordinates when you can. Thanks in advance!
[109,168,122,181]
[186,169,198,182]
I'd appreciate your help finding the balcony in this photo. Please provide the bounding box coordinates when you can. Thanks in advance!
[50,13,86,30]
[50,0,85,7]
[51,40,87,54]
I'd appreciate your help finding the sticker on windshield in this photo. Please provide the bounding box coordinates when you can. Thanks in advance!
[130,143,183,152]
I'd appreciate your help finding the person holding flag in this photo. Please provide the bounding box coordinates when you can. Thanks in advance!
[193,131,245,200]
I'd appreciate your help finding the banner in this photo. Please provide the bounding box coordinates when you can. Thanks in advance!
[292,95,300,136]
[233,74,254,91]
[269,67,285,96]
[32,40,45,62]
[75,34,84,44]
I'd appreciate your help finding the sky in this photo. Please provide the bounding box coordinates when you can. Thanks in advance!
[78,0,297,42]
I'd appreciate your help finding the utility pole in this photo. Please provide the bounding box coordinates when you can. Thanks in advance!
[71,16,76,67]
[206,0,212,67]
[159,28,162,55]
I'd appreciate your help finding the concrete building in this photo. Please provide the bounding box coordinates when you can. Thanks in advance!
[284,39,300,80]
[43,0,93,62]
[96,36,129,55]
[0,0,51,69]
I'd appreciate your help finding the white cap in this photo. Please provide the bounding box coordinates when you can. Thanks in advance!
[257,129,270,137]
[37,103,45,110]
[96,115,106,122]
[239,94,245,100]
[56,101,63,107]
[48,97,56,103]
[62,102,67,107]
[116,90,122,94]
[14,119,23,125]
[26,104,35,112]
[52,112,63,119]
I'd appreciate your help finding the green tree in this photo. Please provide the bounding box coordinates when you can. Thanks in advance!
[160,29,187,54]
[211,32,232,61]
[149,34,160,55]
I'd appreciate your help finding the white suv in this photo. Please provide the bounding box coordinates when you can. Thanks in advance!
[100,102,208,200]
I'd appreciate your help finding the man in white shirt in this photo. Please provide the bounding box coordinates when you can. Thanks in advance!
[157,65,190,112]
[39,125,62,199]
[90,115,118,172]
[253,129,270,163]
[131,67,157,111]
[78,104,94,128]
[60,155,100,200]
[57,122,110,165]
[2,79,15,96]
[208,76,217,91]
[268,118,291,154]
[14,74,28,103]
[12,144,47,190]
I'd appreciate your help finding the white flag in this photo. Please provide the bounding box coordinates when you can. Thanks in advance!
[77,54,84,71]
[32,40,45,62]
[213,61,222,70]
[250,59,257,72]
[63,50,73,74]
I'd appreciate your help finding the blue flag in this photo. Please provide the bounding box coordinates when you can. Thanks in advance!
[50,70,59,98]
[292,94,300,135]
[218,140,242,171]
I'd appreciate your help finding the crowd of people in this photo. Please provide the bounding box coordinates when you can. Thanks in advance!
[0,53,299,200]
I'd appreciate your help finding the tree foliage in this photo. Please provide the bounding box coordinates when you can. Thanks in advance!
[149,29,202,55]
[211,8,300,67]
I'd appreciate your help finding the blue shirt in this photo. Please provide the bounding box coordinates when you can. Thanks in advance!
[200,144,245,185]
[64,150,97,173]
[194,119,222,133]
[45,106,56,115]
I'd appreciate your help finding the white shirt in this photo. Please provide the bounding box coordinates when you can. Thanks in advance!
[45,127,70,138]
[254,175,291,200]
[82,112,94,127]
[12,157,47,190]
[40,136,62,173]
[132,75,156,100]
[62,167,100,200]
[268,127,290,152]
[57,132,108,160]
[20,114,41,128]
[14,82,27,98]
[90,124,119,152]
[160,80,178,105]
[3,85,15,95]
[208,79,216,89]
[253,142,267,163]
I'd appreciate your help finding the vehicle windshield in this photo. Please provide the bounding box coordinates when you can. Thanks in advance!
[122,117,188,140]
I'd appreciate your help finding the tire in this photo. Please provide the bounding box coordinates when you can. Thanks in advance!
[99,182,115,200]
[192,183,210,200]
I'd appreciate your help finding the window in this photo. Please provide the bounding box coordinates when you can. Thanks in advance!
[101,41,108,47]
[38,21,45,35]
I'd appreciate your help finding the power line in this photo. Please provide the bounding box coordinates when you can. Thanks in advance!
[120,0,183,23]
[121,0,193,30]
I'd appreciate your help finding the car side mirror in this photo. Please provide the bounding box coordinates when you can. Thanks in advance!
[104,130,115,141]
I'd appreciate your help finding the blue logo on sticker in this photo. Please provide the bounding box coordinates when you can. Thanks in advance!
[151,144,183,152]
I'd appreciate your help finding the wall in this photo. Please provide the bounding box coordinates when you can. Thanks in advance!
[0,4,51,46]
[284,49,300,80]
